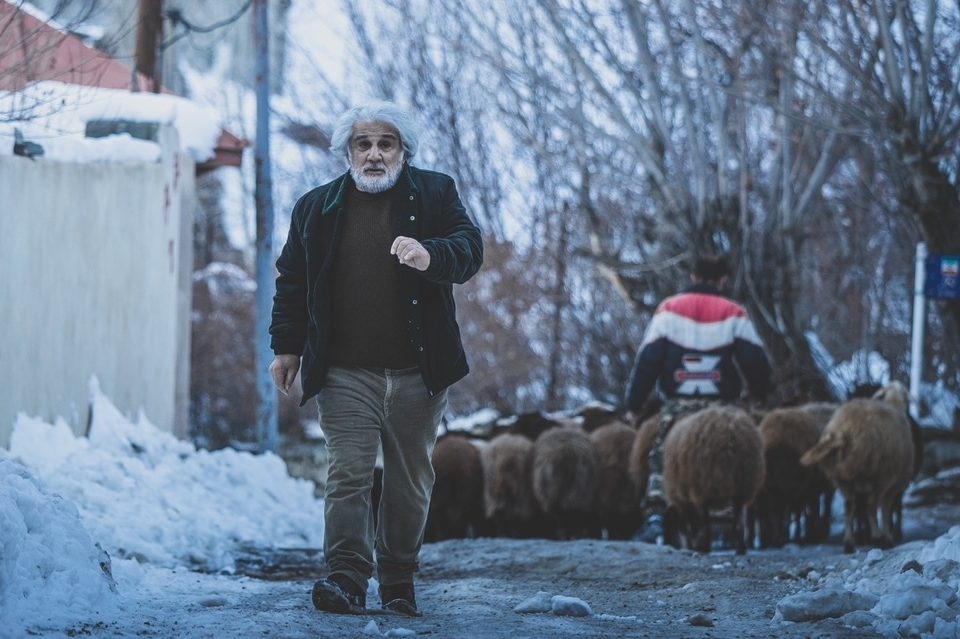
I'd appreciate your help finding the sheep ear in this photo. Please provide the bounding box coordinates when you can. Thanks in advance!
[801,432,843,466]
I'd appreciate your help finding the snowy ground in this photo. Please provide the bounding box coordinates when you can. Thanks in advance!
[7,534,959,639]
[3,389,960,638]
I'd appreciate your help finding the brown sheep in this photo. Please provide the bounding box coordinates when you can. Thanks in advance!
[627,414,660,500]
[590,421,642,539]
[662,405,765,555]
[479,433,539,537]
[849,383,923,543]
[531,427,600,539]
[503,411,560,441]
[752,407,830,547]
[800,402,839,431]
[627,407,705,500]
[798,401,840,542]
[425,435,484,542]
[800,382,914,553]
[578,404,620,433]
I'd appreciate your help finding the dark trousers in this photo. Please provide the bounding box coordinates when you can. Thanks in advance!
[318,366,447,591]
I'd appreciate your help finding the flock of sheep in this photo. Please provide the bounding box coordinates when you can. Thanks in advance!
[421,382,921,555]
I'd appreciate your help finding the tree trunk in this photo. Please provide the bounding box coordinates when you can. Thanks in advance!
[135,0,163,92]
[904,154,960,332]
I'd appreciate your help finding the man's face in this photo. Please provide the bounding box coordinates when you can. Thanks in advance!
[348,121,404,193]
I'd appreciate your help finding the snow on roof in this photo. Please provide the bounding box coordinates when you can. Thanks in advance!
[0,81,222,163]
[13,0,68,31]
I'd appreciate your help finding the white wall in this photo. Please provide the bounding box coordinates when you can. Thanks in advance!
[0,124,195,445]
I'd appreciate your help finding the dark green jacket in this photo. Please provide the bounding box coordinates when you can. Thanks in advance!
[270,165,483,405]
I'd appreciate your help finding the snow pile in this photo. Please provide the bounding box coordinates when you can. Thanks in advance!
[446,408,499,434]
[0,459,119,630]
[514,591,593,617]
[805,332,959,428]
[0,81,222,162]
[362,619,417,637]
[8,380,325,572]
[776,531,960,638]
[920,527,960,564]
[193,262,257,298]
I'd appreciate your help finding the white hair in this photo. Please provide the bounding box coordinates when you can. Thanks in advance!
[330,100,419,163]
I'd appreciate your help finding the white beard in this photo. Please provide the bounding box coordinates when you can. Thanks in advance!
[351,159,404,193]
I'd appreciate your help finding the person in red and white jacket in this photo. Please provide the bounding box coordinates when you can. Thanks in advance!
[624,254,772,535]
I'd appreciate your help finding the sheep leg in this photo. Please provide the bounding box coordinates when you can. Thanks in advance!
[680,504,697,550]
[782,505,793,546]
[865,491,889,548]
[585,512,603,540]
[748,504,767,550]
[819,489,835,542]
[800,499,813,544]
[734,500,747,555]
[878,489,900,548]
[765,503,783,548]
[694,502,711,553]
[841,488,856,553]
[891,491,904,543]
[854,492,871,544]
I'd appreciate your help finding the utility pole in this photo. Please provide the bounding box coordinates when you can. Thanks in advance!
[135,0,163,92]
[254,0,277,453]
[909,242,927,421]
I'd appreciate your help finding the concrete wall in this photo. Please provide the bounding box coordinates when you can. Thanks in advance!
[0,124,195,446]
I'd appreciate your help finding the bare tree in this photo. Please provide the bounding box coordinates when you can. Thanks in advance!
[319,0,960,411]
[797,0,960,330]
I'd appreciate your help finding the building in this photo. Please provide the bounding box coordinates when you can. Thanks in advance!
[0,1,245,446]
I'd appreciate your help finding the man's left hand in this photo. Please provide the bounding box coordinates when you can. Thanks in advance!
[391,236,431,271]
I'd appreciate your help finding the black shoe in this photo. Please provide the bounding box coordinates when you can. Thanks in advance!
[380,582,422,617]
[312,574,366,614]
[638,514,664,544]
[639,496,667,544]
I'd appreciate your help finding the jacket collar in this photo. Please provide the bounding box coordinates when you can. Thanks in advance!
[683,282,723,296]
[321,164,420,216]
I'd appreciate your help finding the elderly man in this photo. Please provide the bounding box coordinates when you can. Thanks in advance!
[269,101,483,617]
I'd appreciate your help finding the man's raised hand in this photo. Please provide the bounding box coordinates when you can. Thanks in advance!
[390,236,431,271]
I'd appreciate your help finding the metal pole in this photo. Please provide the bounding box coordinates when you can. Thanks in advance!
[254,0,277,453]
[909,242,927,421]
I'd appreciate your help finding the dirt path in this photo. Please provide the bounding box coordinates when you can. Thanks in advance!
[58,501,960,639]
[409,538,874,638]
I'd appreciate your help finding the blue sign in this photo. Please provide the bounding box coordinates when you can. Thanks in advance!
[925,254,960,300]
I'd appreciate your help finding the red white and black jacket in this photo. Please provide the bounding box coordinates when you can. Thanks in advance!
[624,283,772,411]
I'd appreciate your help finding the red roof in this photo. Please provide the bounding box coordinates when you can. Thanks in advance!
[0,0,245,170]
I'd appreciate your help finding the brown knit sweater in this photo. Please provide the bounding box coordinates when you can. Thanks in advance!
[328,184,417,369]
